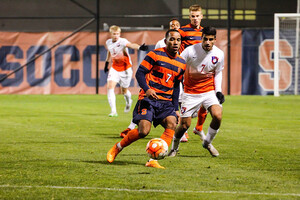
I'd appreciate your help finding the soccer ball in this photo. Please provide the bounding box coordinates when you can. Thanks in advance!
[146,138,168,160]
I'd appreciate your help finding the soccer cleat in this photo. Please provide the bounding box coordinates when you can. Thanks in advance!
[108,112,118,117]
[168,149,178,157]
[202,140,219,157]
[107,143,122,163]
[120,128,131,138]
[193,128,206,141]
[124,99,133,113]
[145,160,165,169]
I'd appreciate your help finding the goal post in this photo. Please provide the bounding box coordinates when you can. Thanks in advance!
[274,13,300,96]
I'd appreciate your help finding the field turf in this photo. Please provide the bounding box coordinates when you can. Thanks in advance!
[0,95,299,199]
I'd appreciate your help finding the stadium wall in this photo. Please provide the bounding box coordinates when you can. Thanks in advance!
[0,29,284,95]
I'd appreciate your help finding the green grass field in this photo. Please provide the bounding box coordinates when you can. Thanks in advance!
[0,95,299,199]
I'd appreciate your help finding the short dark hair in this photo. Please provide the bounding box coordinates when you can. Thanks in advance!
[169,18,179,24]
[202,26,217,36]
[165,29,180,39]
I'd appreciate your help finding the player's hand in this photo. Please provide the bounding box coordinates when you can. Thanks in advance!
[146,89,159,100]
[175,110,180,121]
[216,92,225,104]
[104,61,109,73]
[139,43,148,51]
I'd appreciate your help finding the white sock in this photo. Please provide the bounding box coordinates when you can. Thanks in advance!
[107,89,116,113]
[171,136,180,151]
[124,90,132,105]
[128,121,136,130]
[206,126,219,144]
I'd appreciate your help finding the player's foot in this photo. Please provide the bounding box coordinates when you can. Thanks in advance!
[193,128,206,141]
[168,149,178,157]
[124,99,133,113]
[145,160,165,169]
[120,128,131,138]
[108,112,118,117]
[202,140,219,157]
[107,143,122,163]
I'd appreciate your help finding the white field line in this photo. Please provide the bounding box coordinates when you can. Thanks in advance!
[0,185,299,197]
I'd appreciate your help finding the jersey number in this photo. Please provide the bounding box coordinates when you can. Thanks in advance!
[166,73,172,82]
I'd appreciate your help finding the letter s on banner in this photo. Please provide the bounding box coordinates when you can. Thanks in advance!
[258,39,293,91]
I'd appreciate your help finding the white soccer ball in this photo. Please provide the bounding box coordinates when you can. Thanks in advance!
[145,138,168,160]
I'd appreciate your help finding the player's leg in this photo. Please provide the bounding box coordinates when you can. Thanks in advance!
[202,92,222,157]
[107,68,120,117]
[168,116,192,157]
[107,99,153,163]
[205,104,222,144]
[192,103,207,138]
[120,101,138,137]
[120,68,133,113]
[146,113,177,169]
[120,120,137,138]
[107,80,118,117]
[122,87,132,113]
[169,92,201,156]
[107,120,151,163]
[193,106,207,141]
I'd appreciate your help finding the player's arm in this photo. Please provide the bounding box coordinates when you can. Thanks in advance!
[135,66,159,100]
[172,79,180,111]
[104,50,111,73]
[126,43,148,51]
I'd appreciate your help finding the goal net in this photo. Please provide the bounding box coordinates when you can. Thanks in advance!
[274,13,300,96]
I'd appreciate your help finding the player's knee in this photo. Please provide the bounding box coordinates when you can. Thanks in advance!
[166,122,177,130]
[212,111,222,122]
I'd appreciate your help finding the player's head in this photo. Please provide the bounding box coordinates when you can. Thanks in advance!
[109,25,121,42]
[169,18,180,30]
[189,4,203,29]
[202,26,217,51]
[164,29,181,56]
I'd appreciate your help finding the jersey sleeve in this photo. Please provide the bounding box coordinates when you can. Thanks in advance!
[214,51,225,92]
[180,48,189,62]
[121,38,130,47]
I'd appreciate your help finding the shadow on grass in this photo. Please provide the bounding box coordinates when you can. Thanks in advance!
[82,160,143,166]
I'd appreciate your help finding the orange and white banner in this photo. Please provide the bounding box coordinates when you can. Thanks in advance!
[0,30,242,95]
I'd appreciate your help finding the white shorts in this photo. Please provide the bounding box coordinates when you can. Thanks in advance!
[180,91,221,118]
[107,67,133,88]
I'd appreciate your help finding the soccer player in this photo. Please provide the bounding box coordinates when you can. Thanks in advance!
[107,29,186,169]
[120,18,181,138]
[178,4,209,140]
[155,18,180,49]
[169,26,225,157]
[104,25,148,117]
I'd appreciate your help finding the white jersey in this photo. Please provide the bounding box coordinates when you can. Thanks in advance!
[180,43,224,94]
[106,37,132,72]
[155,38,166,49]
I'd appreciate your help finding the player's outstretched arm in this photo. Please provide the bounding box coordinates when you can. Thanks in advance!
[127,43,148,51]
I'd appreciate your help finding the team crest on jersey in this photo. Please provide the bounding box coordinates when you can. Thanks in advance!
[212,56,219,64]
[181,107,187,114]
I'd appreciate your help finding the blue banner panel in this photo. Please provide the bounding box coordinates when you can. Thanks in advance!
[242,29,274,95]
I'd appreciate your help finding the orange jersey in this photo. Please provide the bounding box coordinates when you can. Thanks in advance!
[178,24,203,54]
[138,48,186,101]
[106,38,132,72]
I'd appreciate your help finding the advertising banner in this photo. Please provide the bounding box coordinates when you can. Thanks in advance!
[0,30,242,95]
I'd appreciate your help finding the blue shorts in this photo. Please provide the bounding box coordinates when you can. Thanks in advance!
[132,98,177,127]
